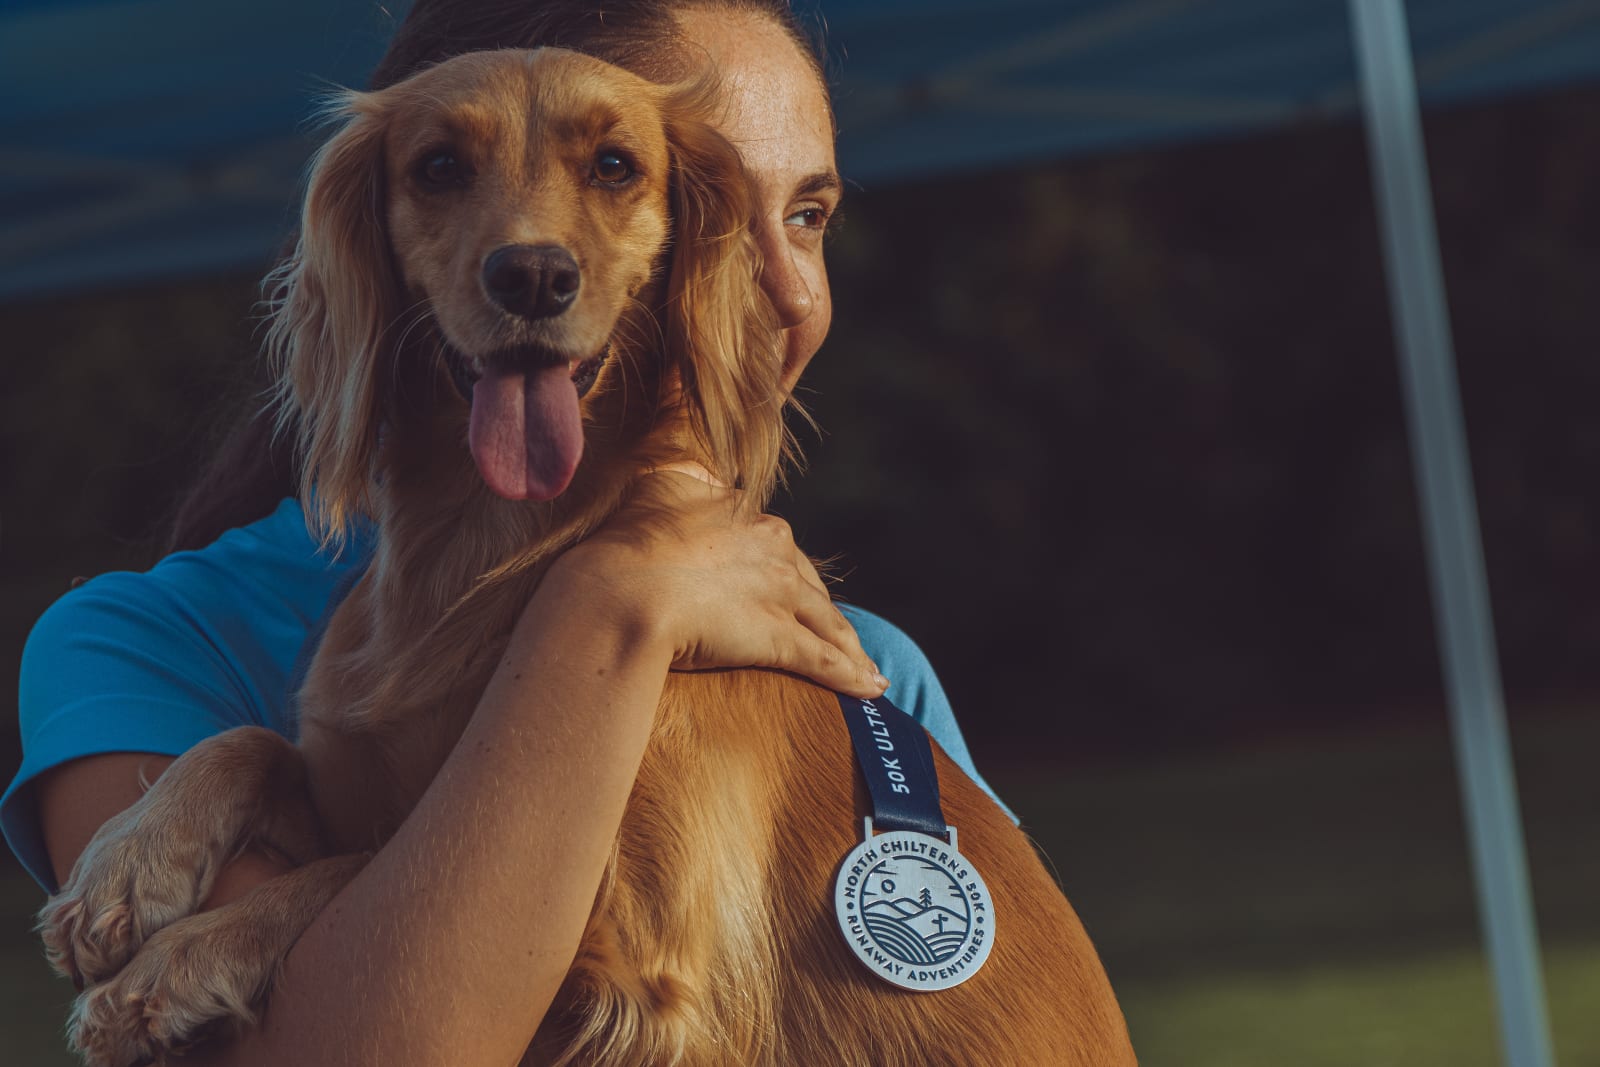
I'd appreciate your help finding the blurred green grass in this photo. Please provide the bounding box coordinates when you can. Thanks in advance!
[1000,708,1600,1064]
[3,711,1596,1065]
[2,869,74,1067]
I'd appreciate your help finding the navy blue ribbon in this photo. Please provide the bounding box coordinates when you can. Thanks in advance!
[838,694,948,838]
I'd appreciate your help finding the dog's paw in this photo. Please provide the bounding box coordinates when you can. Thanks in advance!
[67,910,263,1067]
[40,807,214,988]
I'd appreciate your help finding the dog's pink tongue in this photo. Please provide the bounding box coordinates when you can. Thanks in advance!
[469,364,583,501]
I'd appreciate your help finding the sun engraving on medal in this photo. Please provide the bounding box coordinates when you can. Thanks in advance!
[858,858,971,966]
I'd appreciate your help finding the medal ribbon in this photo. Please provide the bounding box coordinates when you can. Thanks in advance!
[837,694,948,838]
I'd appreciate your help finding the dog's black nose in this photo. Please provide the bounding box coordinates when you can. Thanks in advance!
[482,244,581,320]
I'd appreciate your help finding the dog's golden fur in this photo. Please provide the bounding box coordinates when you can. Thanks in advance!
[41,48,1135,1066]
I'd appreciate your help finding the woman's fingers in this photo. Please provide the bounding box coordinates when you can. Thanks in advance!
[777,619,888,699]
[786,544,885,695]
[759,517,878,688]
[793,573,864,656]
[554,473,888,695]
[816,640,890,700]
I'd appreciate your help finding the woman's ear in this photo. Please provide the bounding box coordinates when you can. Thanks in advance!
[660,83,790,511]
[265,90,397,545]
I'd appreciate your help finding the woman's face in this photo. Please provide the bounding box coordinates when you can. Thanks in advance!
[675,8,840,391]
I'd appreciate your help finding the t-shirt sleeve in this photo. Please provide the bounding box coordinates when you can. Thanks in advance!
[3,575,260,891]
[1,499,358,892]
[841,604,1016,822]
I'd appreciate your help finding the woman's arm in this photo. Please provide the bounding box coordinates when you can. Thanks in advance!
[235,570,678,1064]
[39,475,885,1065]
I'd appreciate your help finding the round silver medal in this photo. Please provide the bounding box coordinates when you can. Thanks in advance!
[833,819,995,992]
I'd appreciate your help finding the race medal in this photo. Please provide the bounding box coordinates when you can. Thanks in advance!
[835,819,995,991]
[832,695,995,992]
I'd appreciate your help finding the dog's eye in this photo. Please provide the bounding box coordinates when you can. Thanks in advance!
[416,151,467,189]
[592,151,635,186]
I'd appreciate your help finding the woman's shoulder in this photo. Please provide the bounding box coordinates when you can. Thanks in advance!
[838,603,955,737]
[47,496,354,619]
[140,496,366,613]
[838,604,1013,819]
[838,605,939,705]
[20,499,368,736]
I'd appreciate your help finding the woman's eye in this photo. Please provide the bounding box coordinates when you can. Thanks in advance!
[592,151,634,185]
[417,151,466,189]
[785,206,832,231]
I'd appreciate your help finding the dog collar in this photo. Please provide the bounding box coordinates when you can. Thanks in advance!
[832,694,994,991]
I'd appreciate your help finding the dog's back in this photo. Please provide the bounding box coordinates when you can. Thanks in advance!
[535,666,1136,1066]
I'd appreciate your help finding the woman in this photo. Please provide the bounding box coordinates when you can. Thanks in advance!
[3,1,1007,1062]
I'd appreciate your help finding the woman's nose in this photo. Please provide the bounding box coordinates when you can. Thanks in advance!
[756,228,813,329]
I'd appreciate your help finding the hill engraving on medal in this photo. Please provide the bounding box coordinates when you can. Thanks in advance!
[861,875,970,965]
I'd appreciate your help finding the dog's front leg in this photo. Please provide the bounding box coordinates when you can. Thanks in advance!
[67,852,368,1067]
[39,726,324,989]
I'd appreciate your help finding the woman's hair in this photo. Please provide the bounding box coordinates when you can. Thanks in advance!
[373,0,823,90]
[165,0,823,552]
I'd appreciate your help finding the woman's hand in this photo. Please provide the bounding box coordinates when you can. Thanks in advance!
[545,470,888,698]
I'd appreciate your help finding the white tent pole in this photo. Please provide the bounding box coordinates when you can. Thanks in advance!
[1346,3,1556,1065]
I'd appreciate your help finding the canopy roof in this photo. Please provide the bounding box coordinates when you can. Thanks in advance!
[3,0,1598,299]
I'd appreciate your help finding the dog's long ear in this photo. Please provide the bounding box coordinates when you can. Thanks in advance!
[659,81,793,511]
[265,90,397,546]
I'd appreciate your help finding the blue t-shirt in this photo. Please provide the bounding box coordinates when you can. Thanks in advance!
[3,498,1004,891]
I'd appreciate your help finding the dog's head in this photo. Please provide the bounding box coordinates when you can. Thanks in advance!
[268,48,787,541]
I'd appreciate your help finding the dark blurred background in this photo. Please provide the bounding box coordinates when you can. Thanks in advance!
[4,1,1600,1064]
[801,83,1600,757]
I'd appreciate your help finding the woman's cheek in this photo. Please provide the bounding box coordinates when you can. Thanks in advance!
[781,296,830,390]
[783,264,832,389]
